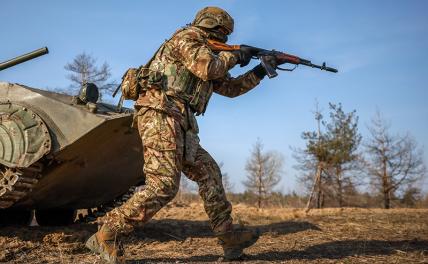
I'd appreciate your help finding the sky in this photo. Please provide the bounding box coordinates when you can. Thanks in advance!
[1,1,427,193]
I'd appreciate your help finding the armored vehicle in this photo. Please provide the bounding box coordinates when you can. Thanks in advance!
[0,48,144,226]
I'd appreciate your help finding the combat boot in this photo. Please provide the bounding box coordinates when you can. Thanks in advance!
[85,225,125,264]
[216,228,260,260]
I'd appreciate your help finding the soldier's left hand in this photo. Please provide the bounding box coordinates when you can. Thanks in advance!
[232,46,254,67]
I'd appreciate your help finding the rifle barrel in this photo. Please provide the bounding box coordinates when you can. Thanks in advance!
[311,63,338,73]
[0,47,49,71]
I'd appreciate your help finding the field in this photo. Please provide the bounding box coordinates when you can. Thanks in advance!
[0,203,427,263]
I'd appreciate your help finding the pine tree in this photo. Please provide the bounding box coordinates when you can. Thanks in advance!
[295,103,362,208]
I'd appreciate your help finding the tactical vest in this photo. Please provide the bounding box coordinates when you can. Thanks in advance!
[146,28,213,115]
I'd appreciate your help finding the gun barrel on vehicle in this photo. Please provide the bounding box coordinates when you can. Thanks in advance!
[0,47,49,71]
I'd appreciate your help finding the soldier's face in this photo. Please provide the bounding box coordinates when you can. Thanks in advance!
[207,26,229,43]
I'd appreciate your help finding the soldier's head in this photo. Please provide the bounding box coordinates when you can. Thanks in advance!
[192,6,234,42]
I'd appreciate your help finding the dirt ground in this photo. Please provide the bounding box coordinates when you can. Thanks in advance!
[0,203,427,263]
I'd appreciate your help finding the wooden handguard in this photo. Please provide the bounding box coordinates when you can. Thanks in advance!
[207,39,240,52]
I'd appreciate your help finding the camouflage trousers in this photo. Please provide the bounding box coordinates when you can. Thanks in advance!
[100,108,232,234]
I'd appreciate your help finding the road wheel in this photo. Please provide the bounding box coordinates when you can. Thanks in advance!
[35,208,76,226]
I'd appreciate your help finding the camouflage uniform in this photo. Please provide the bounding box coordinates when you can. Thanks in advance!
[100,25,262,235]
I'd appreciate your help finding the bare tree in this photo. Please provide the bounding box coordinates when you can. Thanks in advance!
[219,162,234,194]
[176,177,187,202]
[294,102,331,210]
[64,52,116,98]
[243,139,283,208]
[400,186,423,207]
[176,174,198,203]
[365,112,426,209]
[302,103,326,210]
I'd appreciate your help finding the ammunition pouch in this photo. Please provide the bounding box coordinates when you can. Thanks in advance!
[120,67,144,100]
[188,81,213,115]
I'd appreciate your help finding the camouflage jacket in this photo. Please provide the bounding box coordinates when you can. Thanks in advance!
[135,26,262,131]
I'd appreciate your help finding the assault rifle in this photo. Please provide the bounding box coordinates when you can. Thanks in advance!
[207,39,338,78]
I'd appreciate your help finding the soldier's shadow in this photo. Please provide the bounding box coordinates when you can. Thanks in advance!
[130,220,427,263]
[127,218,321,263]
[0,218,316,243]
[134,218,320,241]
[132,239,428,263]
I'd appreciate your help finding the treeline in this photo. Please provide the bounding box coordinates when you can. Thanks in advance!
[294,103,426,210]
[177,102,427,209]
[175,189,428,209]
[231,189,428,208]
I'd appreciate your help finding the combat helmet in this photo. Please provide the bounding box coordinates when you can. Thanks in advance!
[192,7,234,35]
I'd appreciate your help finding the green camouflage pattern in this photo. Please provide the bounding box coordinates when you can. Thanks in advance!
[100,25,263,235]
[100,108,231,233]
[136,26,261,115]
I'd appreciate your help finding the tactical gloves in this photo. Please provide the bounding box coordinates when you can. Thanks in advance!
[252,55,289,79]
[252,64,267,79]
[232,45,256,67]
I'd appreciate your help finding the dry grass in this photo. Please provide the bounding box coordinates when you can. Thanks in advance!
[0,204,427,263]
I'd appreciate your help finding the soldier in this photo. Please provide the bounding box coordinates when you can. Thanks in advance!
[86,6,286,263]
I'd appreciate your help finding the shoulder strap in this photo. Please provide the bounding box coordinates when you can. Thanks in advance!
[115,27,190,109]
[141,26,189,70]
